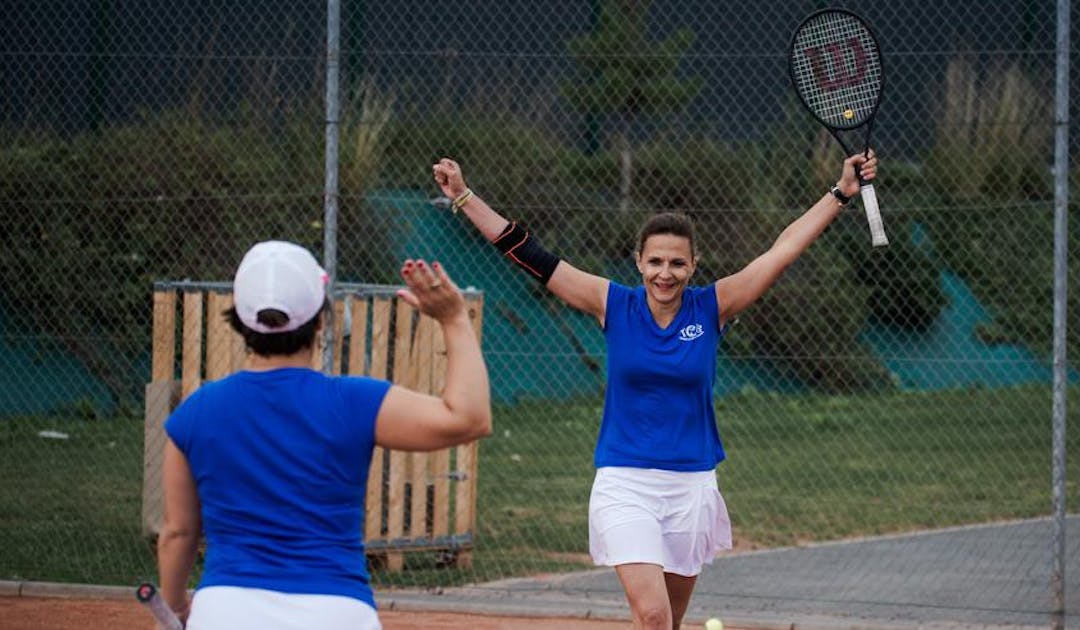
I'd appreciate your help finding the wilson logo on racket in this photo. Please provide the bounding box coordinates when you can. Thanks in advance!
[803,39,868,91]
[678,324,704,342]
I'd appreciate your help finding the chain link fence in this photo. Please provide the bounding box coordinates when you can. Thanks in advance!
[1,0,1077,625]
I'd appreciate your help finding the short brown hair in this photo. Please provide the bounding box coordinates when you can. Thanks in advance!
[225,301,326,357]
[636,212,697,256]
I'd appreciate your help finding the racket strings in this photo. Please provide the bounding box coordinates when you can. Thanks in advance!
[791,15,882,128]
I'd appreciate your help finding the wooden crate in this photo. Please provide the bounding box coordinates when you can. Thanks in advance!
[143,282,483,571]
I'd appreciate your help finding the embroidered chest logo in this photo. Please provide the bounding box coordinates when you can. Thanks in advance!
[678,324,704,341]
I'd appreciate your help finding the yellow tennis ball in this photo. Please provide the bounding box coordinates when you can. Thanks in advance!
[705,618,724,630]
[843,108,855,119]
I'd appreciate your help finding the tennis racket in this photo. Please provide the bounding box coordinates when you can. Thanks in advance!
[136,582,184,630]
[789,9,888,247]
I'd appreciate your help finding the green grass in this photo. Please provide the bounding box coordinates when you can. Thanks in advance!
[0,415,157,585]
[2,384,1077,588]
[718,386,1076,545]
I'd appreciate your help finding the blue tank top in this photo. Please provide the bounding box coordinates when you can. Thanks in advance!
[165,368,391,607]
[596,283,727,471]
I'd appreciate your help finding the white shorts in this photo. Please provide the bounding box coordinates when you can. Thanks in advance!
[187,586,381,630]
[589,466,732,577]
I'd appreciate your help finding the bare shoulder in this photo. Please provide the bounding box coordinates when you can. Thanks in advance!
[545,261,610,323]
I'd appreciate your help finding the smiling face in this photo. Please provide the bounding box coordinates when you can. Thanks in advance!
[636,233,696,307]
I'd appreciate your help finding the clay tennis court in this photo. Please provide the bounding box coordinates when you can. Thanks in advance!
[0,596,645,630]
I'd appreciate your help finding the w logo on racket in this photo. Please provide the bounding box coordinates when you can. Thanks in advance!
[803,38,868,91]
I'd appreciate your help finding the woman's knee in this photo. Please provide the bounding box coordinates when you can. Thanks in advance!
[631,601,671,629]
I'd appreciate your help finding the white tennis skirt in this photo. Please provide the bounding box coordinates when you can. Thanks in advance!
[589,466,732,577]
[186,586,381,630]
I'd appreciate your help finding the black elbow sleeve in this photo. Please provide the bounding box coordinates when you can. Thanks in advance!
[492,221,561,285]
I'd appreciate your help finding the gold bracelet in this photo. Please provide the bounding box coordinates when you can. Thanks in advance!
[451,189,474,214]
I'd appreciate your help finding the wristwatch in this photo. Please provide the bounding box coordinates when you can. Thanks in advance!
[830,185,851,207]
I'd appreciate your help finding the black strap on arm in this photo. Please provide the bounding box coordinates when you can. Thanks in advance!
[492,221,561,285]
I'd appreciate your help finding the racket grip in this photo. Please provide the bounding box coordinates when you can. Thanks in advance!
[136,583,185,630]
[859,183,889,247]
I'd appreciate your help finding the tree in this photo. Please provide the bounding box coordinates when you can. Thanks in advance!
[560,1,701,212]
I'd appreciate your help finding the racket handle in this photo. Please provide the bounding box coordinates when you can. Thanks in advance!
[136,583,185,630]
[859,183,889,247]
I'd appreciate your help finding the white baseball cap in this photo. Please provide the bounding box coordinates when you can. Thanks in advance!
[233,241,328,333]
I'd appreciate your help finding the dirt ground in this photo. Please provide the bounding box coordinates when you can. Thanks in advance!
[0,596,642,629]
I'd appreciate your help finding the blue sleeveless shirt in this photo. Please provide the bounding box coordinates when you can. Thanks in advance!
[165,368,391,608]
[596,283,727,471]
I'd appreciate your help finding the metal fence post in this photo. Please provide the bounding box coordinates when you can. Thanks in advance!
[322,0,342,374]
[1050,0,1070,628]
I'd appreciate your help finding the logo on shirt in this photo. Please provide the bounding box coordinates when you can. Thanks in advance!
[678,324,704,341]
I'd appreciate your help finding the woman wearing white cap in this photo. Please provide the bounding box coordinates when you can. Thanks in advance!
[156,241,491,629]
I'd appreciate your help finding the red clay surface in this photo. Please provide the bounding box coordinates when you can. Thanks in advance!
[0,596,648,629]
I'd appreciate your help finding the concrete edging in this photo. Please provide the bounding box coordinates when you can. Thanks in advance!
[1,580,134,600]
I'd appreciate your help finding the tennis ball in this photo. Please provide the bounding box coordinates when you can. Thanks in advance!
[705,618,724,630]
[843,108,855,119]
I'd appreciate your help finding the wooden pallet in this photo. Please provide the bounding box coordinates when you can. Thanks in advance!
[142,283,483,571]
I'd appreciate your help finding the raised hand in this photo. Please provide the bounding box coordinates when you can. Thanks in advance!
[836,150,878,199]
[432,158,469,200]
[396,259,466,324]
